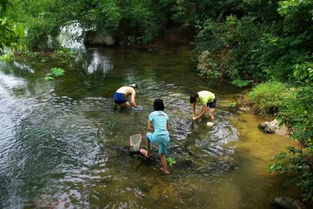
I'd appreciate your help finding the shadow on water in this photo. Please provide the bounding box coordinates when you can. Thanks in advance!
[0,45,302,209]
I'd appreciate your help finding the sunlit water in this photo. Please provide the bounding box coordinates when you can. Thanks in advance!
[0,45,300,209]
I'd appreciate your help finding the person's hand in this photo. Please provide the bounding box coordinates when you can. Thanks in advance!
[192,116,197,121]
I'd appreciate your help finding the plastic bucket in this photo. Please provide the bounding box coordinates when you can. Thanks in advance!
[129,134,142,152]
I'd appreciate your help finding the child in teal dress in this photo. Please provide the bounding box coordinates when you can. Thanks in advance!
[141,99,171,174]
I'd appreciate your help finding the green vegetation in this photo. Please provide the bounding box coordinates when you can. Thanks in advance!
[280,86,313,145]
[249,82,313,200]
[269,147,313,201]
[248,81,292,114]
[231,79,250,88]
[51,67,65,77]
[248,82,313,144]
[167,157,176,167]
[44,67,65,81]
[228,101,238,108]
[192,0,313,83]
[0,51,13,62]
[0,1,25,50]
[1,0,179,49]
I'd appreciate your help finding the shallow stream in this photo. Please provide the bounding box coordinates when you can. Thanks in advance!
[0,44,300,209]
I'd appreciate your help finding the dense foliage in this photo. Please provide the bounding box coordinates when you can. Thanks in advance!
[1,0,178,49]
[193,0,313,83]
[0,0,24,49]
[269,146,313,201]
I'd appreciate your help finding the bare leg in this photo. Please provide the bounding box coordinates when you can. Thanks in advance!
[145,137,152,158]
[208,108,215,121]
[160,154,170,174]
[116,102,130,111]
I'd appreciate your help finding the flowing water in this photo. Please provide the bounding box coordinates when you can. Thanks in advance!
[0,44,300,209]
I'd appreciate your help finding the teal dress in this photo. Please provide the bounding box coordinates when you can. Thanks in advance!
[147,111,170,154]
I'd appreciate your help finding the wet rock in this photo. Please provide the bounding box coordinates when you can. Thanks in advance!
[129,149,158,162]
[258,119,290,136]
[238,105,252,113]
[275,123,290,137]
[271,197,306,209]
[196,50,212,72]
[110,145,159,161]
[112,146,129,155]
[258,119,280,134]
[85,31,115,46]
[173,159,194,169]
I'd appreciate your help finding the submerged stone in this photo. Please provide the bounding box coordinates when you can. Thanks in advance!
[271,197,306,209]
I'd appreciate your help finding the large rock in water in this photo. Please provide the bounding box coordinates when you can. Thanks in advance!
[85,31,115,46]
[271,197,306,209]
[196,50,212,71]
[258,119,280,134]
[258,119,290,136]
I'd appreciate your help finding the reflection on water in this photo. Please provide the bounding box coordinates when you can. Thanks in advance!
[84,50,113,74]
[13,62,34,74]
[0,46,301,209]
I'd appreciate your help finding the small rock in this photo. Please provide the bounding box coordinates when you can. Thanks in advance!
[292,200,306,209]
[239,105,252,112]
[271,197,306,209]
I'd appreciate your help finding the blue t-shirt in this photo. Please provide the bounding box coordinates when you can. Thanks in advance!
[149,111,169,135]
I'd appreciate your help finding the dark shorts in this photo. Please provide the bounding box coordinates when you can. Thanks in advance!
[207,98,217,108]
[113,92,127,104]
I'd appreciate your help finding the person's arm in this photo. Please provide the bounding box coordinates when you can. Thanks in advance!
[130,89,137,107]
[193,105,208,120]
[147,120,153,132]
[167,120,171,131]
[192,102,196,116]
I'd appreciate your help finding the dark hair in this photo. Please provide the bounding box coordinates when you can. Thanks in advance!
[190,92,199,104]
[130,83,138,89]
[153,99,164,111]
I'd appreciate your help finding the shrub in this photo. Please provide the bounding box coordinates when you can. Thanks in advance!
[231,79,250,87]
[269,146,313,202]
[248,81,292,114]
[44,67,65,81]
[0,52,14,62]
[279,86,313,145]
[292,62,313,85]
[228,101,238,108]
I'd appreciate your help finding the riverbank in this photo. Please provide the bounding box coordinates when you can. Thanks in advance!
[219,80,313,205]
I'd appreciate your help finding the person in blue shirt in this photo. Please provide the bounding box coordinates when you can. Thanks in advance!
[141,99,171,174]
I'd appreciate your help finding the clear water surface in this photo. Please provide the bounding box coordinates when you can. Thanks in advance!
[0,44,300,209]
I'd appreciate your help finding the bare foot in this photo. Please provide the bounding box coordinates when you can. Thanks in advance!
[140,149,151,158]
[161,168,170,174]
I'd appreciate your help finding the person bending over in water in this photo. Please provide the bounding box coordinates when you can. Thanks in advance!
[113,84,140,110]
[141,99,171,174]
[190,90,216,122]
